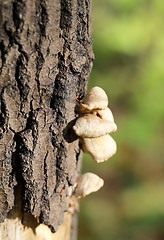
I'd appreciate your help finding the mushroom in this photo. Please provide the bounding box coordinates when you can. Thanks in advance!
[79,86,108,113]
[73,86,117,163]
[80,134,117,163]
[73,114,117,138]
[66,196,79,214]
[74,172,104,197]
[94,107,115,122]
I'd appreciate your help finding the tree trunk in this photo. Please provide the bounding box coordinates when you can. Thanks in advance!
[0,0,93,239]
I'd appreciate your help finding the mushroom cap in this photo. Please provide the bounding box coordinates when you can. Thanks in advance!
[79,86,108,113]
[74,172,104,197]
[94,107,115,122]
[73,114,117,138]
[81,134,117,163]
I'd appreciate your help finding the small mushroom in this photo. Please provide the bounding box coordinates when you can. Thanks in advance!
[79,86,108,113]
[73,114,117,138]
[66,196,79,214]
[73,86,117,162]
[95,107,115,122]
[74,172,104,197]
[81,134,117,163]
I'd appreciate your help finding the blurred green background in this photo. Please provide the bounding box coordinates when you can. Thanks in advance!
[78,0,164,240]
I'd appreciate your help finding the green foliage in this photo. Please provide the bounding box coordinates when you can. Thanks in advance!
[79,0,164,239]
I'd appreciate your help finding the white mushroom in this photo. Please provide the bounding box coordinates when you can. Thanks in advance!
[73,86,117,162]
[79,86,108,113]
[94,107,115,122]
[74,172,104,197]
[81,134,117,163]
[73,114,117,138]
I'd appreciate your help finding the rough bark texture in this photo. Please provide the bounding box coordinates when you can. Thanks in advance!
[0,0,93,234]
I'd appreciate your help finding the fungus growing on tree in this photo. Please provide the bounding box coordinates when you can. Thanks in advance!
[80,134,117,163]
[78,86,108,113]
[95,107,115,122]
[74,172,104,197]
[73,114,117,138]
[74,86,117,163]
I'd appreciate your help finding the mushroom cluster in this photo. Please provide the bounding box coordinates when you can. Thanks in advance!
[67,87,117,211]
[73,86,117,163]
[66,172,104,213]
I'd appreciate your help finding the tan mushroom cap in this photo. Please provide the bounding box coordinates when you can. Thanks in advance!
[94,107,115,122]
[73,114,117,138]
[79,86,108,113]
[81,134,117,163]
[74,172,104,197]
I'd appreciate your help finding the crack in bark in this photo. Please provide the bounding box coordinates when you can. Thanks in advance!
[0,88,7,129]
[34,45,44,99]
[13,0,26,33]
[34,0,49,101]
[60,0,73,32]
[0,40,7,73]
[39,151,50,225]
[15,54,30,102]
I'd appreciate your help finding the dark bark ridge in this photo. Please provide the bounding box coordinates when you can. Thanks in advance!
[0,0,93,232]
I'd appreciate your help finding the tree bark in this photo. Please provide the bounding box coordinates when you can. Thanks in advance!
[0,0,93,239]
